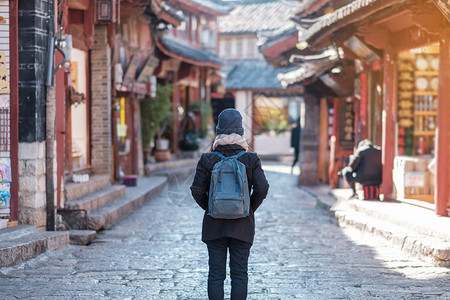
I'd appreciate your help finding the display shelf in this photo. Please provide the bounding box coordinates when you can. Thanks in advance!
[414,90,438,96]
[413,131,435,136]
[414,70,439,76]
[414,111,437,116]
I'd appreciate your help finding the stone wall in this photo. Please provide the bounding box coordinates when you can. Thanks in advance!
[18,142,46,230]
[90,25,112,175]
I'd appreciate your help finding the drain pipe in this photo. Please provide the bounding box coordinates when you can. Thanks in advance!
[45,32,56,231]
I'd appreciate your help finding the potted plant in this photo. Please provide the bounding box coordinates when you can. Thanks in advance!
[140,83,173,163]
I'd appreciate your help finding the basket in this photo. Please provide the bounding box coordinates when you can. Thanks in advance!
[122,175,138,187]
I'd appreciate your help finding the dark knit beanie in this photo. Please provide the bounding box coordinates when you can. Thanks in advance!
[216,108,244,136]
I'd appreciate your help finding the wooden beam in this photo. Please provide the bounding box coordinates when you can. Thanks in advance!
[358,25,391,50]
[68,0,90,10]
[84,0,95,49]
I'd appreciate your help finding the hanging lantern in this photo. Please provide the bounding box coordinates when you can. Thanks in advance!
[95,0,119,23]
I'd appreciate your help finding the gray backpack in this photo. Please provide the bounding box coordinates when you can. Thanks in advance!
[208,151,250,219]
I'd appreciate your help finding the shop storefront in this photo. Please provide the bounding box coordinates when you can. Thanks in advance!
[394,44,440,205]
[292,0,450,215]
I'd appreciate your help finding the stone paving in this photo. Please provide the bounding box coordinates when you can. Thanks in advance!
[1,164,450,299]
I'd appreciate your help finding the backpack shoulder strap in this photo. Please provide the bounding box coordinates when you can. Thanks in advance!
[212,151,226,160]
[231,151,247,160]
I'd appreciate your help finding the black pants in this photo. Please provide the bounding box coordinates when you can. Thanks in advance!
[292,147,300,169]
[205,237,252,300]
[342,166,356,194]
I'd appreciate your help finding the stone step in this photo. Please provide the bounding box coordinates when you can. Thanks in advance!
[65,175,111,202]
[88,176,168,231]
[346,199,450,242]
[145,158,197,175]
[151,164,196,180]
[0,230,69,268]
[65,184,126,214]
[334,209,450,267]
[69,230,97,245]
[0,225,38,243]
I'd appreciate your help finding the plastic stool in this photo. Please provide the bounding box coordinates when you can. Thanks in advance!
[363,185,380,200]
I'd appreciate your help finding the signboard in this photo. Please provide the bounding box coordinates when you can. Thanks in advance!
[404,172,426,187]
[0,183,10,209]
[433,0,450,22]
[0,52,10,94]
[339,101,355,150]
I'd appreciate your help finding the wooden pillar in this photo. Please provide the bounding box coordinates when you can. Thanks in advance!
[381,50,396,198]
[318,97,329,183]
[435,28,450,216]
[9,0,19,221]
[360,73,368,140]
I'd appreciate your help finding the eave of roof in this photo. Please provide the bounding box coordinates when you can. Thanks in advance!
[156,35,222,68]
[299,0,405,47]
[259,26,298,53]
[277,49,339,87]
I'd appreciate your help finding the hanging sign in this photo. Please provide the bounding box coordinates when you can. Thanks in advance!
[0,158,11,182]
[433,0,450,22]
[0,183,10,209]
[0,52,10,94]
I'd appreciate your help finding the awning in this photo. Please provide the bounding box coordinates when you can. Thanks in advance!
[156,35,223,69]
[299,0,404,47]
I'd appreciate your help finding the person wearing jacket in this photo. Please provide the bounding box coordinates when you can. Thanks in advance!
[190,108,269,300]
[341,139,382,199]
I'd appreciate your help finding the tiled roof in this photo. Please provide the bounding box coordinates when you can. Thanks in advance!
[159,35,223,66]
[219,0,302,35]
[225,60,296,90]
[183,0,233,15]
[258,25,297,52]
[299,0,402,45]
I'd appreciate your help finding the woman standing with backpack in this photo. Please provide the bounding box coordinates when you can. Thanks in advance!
[190,108,269,300]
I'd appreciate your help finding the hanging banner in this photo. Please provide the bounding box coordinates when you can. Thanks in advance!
[433,0,450,22]
[0,52,10,94]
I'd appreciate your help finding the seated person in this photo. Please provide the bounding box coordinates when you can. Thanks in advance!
[340,139,382,199]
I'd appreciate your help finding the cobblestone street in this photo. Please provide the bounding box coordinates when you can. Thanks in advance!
[1,164,450,299]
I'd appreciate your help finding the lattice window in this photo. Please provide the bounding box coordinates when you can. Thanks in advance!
[0,107,10,153]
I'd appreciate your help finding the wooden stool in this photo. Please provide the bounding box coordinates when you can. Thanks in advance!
[363,185,380,200]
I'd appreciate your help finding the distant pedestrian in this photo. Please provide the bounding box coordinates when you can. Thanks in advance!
[340,139,382,199]
[290,118,301,173]
[190,108,269,300]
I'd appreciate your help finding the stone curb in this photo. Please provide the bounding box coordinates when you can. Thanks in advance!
[0,231,69,268]
[307,186,450,267]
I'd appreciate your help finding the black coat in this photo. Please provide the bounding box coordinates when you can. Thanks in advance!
[350,144,382,186]
[190,144,269,245]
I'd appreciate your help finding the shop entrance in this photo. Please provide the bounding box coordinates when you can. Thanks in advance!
[394,43,439,204]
